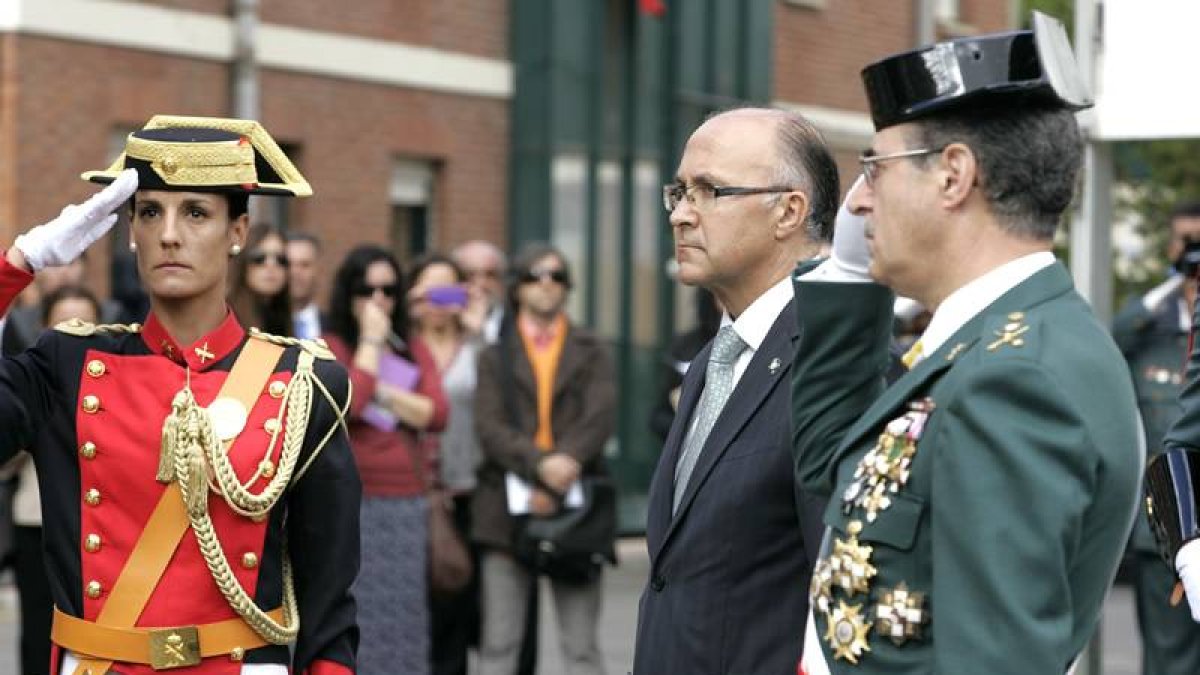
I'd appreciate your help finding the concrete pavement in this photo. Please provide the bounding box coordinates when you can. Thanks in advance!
[0,541,1147,674]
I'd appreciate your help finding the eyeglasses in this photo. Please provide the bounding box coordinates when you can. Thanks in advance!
[661,183,798,213]
[249,252,289,268]
[352,282,400,298]
[858,146,945,186]
[519,269,570,285]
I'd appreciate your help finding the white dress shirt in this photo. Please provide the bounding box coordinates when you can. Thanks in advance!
[293,303,321,340]
[722,275,795,387]
[915,251,1054,357]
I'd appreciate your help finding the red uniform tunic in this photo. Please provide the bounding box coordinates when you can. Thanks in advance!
[0,255,360,674]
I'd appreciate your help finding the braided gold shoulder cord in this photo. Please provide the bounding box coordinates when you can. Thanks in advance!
[165,350,352,644]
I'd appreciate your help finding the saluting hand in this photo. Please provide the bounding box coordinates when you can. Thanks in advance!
[828,174,871,280]
[12,169,138,272]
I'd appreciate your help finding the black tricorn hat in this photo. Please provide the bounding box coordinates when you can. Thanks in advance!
[83,115,311,197]
[861,12,1093,130]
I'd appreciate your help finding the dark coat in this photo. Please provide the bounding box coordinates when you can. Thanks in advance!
[471,320,617,551]
[633,299,827,675]
[794,263,1141,673]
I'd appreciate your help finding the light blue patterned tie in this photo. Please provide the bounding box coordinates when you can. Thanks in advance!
[673,325,747,513]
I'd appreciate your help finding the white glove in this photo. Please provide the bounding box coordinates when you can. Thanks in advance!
[1144,274,1186,314]
[827,174,871,280]
[13,168,138,272]
[1176,539,1200,622]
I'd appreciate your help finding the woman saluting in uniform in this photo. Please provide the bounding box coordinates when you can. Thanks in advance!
[0,115,360,675]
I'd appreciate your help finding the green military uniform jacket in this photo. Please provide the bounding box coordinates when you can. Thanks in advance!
[1112,290,1188,554]
[792,262,1141,674]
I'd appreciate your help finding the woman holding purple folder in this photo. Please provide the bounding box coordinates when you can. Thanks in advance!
[325,244,449,675]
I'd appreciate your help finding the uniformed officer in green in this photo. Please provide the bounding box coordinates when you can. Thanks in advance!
[1113,203,1200,675]
[792,13,1142,674]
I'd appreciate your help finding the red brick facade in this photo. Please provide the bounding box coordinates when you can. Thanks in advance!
[1,0,1018,297]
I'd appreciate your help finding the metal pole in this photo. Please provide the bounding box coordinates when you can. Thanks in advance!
[914,0,936,47]
[1071,1,1111,673]
[232,0,260,220]
[232,0,259,121]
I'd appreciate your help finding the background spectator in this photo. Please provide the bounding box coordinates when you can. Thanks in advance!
[287,231,325,340]
[228,222,293,336]
[409,252,488,675]
[326,244,450,675]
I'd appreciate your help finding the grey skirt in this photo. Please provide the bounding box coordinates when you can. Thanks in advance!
[352,495,429,675]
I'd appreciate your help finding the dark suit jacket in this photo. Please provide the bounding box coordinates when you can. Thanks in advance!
[471,320,617,551]
[633,298,826,675]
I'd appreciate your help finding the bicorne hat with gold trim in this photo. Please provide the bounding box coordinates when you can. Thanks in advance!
[82,114,311,197]
[861,12,1093,130]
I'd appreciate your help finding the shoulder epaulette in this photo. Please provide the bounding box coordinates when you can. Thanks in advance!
[983,311,1034,356]
[248,327,335,361]
[54,318,142,337]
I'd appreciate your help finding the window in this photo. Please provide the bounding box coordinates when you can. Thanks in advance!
[390,158,436,262]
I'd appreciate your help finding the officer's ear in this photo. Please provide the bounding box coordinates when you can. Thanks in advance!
[938,142,977,210]
[774,189,810,242]
[229,212,249,252]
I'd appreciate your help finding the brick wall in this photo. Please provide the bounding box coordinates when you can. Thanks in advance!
[3,32,507,299]
[261,0,509,60]
[774,0,916,115]
[260,69,508,278]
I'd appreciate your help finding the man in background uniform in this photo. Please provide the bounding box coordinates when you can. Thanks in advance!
[1114,202,1200,675]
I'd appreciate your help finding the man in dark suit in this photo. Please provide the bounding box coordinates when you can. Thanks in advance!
[631,107,836,674]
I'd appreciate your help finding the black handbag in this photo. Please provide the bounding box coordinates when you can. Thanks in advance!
[499,321,617,584]
[512,476,617,584]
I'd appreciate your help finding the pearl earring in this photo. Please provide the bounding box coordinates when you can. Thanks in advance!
[230,244,242,256]
[129,242,137,253]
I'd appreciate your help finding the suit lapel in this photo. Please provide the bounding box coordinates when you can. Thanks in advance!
[646,341,711,551]
[654,301,799,559]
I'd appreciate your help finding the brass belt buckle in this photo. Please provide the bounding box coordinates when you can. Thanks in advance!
[149,626,201,670]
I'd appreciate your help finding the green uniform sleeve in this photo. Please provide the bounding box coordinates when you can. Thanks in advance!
[1166,298,1200,453]
[791,275,894,498]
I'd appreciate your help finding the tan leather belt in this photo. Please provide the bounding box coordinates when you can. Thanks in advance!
[52,606,285,669]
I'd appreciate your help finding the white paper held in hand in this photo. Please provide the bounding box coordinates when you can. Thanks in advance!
[505,472,584,515]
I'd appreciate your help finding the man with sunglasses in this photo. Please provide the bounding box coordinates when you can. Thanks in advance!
[473,243,615,675]
[632,107,835,674]
[791,14,1141,674]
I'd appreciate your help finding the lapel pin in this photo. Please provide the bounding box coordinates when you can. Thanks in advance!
[768,357,782,375]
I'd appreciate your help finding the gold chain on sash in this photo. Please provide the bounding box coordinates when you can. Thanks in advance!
[159,349,346,645]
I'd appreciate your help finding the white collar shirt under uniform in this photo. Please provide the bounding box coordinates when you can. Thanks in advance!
[915,251,1055,359]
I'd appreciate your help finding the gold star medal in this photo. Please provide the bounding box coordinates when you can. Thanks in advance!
[825,600,872,663]
[830,521,876,595]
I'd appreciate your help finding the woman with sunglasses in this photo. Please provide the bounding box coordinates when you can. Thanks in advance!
[0,115,360,674]
[407,252,491,675]
[325,244,449,675]
[229,222,293,336]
